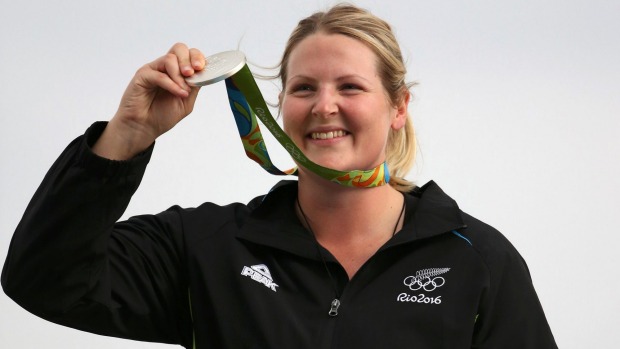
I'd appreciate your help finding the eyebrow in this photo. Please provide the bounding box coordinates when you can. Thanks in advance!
[287,74,373,84]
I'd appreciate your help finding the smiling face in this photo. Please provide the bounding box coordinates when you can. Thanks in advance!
[281,33,406,176]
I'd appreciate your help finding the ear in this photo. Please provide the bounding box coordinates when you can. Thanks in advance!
[391,91,410,130]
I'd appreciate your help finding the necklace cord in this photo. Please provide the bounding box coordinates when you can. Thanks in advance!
[392,193,407,237]
[296,198,341,300]
[295,194,407,303]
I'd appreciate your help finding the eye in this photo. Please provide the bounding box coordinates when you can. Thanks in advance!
[340,83,364,94]
[296,84,313,91]
[288,84,314,95]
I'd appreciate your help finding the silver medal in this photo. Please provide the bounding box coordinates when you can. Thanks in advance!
[185,50,246,86]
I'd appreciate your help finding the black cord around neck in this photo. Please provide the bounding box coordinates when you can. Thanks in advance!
[296,198,341,316]
[295,195,406,316]
[393,193,407,236]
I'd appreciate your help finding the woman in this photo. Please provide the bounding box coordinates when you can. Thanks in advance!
[2,4,557,348]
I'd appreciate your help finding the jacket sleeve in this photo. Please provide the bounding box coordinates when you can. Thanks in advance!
[470,224,558,349]
[1,122,193,347]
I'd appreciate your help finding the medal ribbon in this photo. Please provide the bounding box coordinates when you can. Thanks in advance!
[224,65,389,188]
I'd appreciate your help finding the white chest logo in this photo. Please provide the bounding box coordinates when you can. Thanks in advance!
[397,268,450,304]
[403,267,450,292]
[241,264,279,292]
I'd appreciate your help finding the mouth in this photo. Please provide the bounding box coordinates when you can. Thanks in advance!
[309,130,349,140]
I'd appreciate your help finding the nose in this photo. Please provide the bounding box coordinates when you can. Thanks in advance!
[311,88,338,118]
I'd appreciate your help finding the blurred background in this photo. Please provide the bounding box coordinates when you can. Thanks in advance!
[1,0,618,347]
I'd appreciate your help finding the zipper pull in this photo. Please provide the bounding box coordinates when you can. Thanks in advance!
[328,298,341,317]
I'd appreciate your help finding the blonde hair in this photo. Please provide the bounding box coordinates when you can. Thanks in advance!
[278,4,416,191]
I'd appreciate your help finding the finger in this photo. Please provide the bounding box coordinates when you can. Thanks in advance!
[182,85,202,113]
[189,48,206,71]
[138,66,189,98]
[168,42,194,76]
[151,53,191,93]
[188,84,201,100]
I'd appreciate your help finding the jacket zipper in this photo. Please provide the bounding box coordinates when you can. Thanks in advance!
[328,298,341,316]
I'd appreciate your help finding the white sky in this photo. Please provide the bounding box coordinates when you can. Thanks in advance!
[1,0,619,348]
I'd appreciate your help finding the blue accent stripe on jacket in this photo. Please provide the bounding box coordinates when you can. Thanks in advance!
[452,230,472,246]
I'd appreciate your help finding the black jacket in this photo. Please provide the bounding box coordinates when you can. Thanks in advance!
[2,122,557,348]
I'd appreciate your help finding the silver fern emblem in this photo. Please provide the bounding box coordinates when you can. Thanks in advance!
[415,268,450,280]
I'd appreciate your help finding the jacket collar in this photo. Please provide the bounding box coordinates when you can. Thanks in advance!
[236,180,466,260]
[388,180,466,248]
[237,181,319,260]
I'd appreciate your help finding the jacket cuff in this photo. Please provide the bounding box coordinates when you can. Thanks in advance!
[78,121,155,178]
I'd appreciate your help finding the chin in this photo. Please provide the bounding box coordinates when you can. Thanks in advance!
[310,158,350,171]
[305,152,382,172]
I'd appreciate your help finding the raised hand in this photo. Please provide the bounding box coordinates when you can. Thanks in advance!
[93,43,205,160]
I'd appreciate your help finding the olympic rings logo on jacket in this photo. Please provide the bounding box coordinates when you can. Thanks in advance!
[403,267,450,292]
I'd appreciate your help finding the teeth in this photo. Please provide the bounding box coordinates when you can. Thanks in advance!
[311,130,347,140]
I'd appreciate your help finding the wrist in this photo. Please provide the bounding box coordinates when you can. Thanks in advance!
[92,118,156,160]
